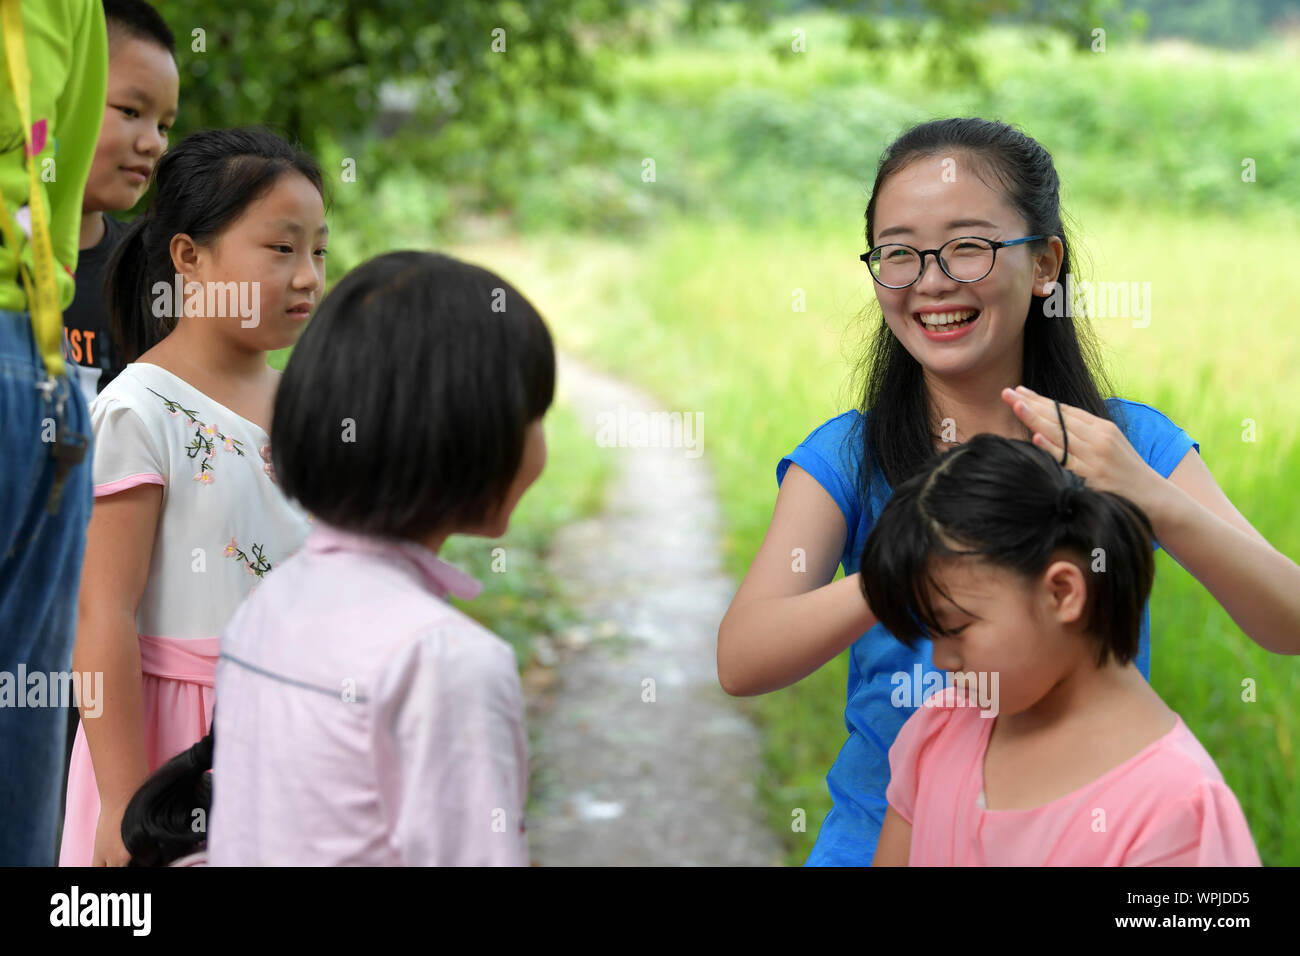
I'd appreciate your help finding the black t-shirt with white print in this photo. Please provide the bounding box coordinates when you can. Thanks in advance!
[63,212,128,402]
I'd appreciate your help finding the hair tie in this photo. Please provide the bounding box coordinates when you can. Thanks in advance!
[1055,471,1085,521]
[1054,398,1069,467]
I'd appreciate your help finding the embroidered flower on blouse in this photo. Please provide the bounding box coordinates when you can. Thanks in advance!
[225,539,272,577]
[148,387,247,482]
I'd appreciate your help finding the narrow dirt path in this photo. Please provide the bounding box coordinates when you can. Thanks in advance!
[522,351,782,866]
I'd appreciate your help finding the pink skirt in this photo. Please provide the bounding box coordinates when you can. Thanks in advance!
[58,634,217,867]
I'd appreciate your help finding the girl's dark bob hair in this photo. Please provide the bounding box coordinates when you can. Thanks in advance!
[859,434,1156,668]
[271,250,555,541]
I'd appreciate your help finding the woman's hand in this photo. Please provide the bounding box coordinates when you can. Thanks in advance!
[1001,385,1168,521]
[92,796,132,866]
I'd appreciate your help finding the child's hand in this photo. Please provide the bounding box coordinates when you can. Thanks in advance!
[92,799,132,867]
[259,444,278,485]
[1001,386,1166,519]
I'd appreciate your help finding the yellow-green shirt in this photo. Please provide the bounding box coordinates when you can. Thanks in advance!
[0,0,107,312]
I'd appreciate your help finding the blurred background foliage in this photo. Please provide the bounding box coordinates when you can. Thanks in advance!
[157,0,1300,269]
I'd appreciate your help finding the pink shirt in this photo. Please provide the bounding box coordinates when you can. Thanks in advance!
[209,522,530,866]
[886,686,1262,866]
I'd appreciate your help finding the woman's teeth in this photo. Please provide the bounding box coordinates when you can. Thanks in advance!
[917,309,979,329]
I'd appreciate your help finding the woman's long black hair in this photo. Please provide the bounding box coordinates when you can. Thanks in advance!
[105,126,325,362]
[121,721,213,866]
[849,117,1124,495]
[860,434,1155,667]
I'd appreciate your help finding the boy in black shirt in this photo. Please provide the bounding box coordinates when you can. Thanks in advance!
[63,0,178,403]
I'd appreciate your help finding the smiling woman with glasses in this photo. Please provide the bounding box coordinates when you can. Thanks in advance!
[719,116,1300,870]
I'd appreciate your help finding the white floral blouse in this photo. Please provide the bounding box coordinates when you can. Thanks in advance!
[88,362,313,640]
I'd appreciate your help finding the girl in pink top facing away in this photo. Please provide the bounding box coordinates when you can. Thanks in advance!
[61,127,325,866]
[207,251,553,866]
[864,433,1261,867]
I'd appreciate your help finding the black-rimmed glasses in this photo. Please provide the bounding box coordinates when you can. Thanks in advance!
[860,235,1046,289]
